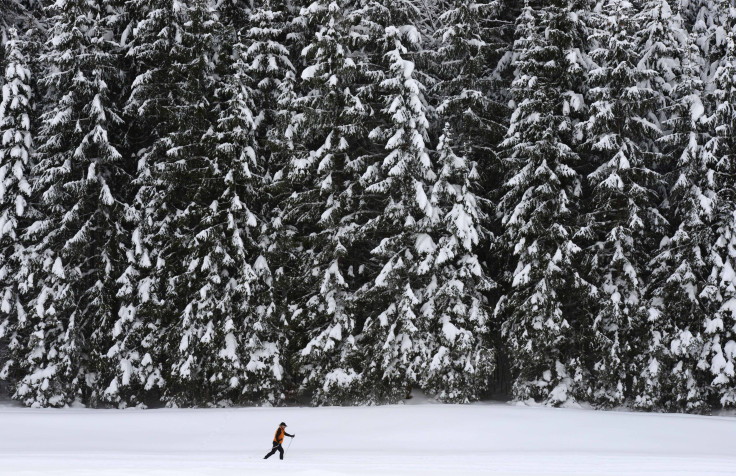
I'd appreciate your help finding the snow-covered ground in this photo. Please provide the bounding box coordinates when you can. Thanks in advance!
[1,398,735,476]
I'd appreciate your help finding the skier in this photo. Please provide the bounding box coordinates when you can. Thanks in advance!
[263,422,295,460]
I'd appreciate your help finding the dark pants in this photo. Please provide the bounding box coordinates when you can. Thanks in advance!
[264,442,284,460]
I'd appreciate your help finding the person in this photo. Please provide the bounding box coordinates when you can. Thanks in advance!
[263,422,295,460]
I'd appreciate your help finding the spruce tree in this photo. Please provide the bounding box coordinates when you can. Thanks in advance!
[582,0,664,408]
[497,0,593,405]
[691,0,730,79]
[0,1,27,40]
[353,0,438,403]
[128,0,220,406]
[645,27,715,412]
[630,0,696,410]
[118,0,206,406]
[433,0,508,183]
[420,124,495,402]
[703,5,736,408]
[0,27,33,392]
[286,0,369,404]
[210,8,284,405]
[244,0,300,315]
[244,0,300,236]
[246,0,297,170]
[432,2,510,364]
[120,0,285,407]
[14,0,125,407]
[247,0,308,402]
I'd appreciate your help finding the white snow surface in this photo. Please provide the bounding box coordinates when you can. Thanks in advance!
[1,399,735,476]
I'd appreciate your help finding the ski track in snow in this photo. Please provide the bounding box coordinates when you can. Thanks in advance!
[1,401,735,475]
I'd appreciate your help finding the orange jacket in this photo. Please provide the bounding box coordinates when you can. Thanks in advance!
[273,427,293,445]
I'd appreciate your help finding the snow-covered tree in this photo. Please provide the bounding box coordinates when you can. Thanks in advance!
[209,10,284,405]
[245,0,297,169]
[633,0,687,161]
[243,0,300,215]
[420,124,495,402]
[125,0,217,406]
[119,0,285,407]
[582,0,666,408]
[244,0,300,320]
[0,27,33,393]
[644,22,717,412]
[118,0,208,406]
[496,0,593,406]
[352,0,439,403]
[431,1,511,343]
[218,0,252,32]
[629,0,699,410]
[0,1,27,42]
[691,0,731,79]
[433,0,509,181]
[12,0,125,407]
[703,4,736,409]
[284,0,369,405]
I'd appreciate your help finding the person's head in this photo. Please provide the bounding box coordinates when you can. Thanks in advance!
[280,422,287,428]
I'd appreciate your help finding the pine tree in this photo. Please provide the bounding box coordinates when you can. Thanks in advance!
[209,8,284,405]
[120,0,285,407]
[433,0,508,182]
[351,0,438,403]
[285,0,370,405]
[12,0,125,407]
[645,23,716,412]
[496,0,593,405]
[703,4,736,408]
[0,27,33,393]
[420,124,495,402]
[630,0,697,410]
[582,0,665,408]
[116,0,203,406]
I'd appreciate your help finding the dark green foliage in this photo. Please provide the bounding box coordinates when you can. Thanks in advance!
[582,0,665,408]
[496,0,594,405]
[0,0,735,412]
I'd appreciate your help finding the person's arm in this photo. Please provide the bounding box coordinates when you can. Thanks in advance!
[285,432,294,437]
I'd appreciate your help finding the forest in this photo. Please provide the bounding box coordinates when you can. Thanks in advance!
[0,0,734,413]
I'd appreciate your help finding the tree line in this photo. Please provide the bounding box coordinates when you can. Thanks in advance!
[0,0,734,412]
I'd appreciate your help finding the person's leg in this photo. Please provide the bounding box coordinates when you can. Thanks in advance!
[264,445,278,459]
[278,445,284,460]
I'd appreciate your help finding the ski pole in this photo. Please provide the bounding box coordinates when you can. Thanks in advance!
[285,436,294,454]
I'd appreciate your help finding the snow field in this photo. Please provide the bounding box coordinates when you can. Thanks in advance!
[1,401,736,475]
